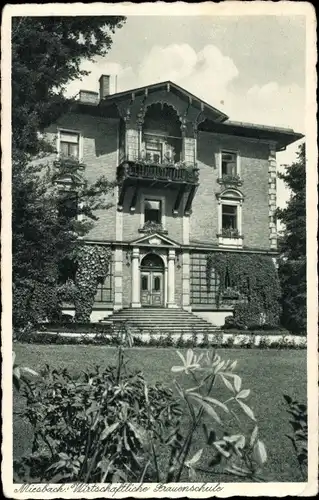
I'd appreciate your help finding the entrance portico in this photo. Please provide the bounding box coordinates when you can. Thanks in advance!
[129,232,184,309]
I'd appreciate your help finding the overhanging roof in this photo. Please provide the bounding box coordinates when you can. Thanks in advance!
[101,80,229,123]
[199,119,304,150]
[77,79,303,150]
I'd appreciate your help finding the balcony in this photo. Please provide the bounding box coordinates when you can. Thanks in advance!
[117,159,199,185]
[117,158,200,215]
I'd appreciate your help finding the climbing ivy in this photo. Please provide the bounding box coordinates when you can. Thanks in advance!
[206,252,281,327]
[59,245,112,322]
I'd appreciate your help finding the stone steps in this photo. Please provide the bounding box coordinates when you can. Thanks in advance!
[100,307,220,335]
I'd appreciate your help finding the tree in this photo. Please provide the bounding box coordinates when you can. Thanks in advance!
[277,143,306,333]
[12,16,126,155]
[12,17,126,327]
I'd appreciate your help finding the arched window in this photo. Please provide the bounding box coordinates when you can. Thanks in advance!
[141,253,164,270]
[216,189,244,247]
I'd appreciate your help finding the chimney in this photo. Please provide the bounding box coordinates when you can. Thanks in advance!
[99,74,110,100]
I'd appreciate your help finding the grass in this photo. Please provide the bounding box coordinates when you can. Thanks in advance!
[13,343,307,482]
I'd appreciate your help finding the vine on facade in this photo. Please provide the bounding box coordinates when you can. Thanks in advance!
[60,245,112,322]
[206,252,281,326]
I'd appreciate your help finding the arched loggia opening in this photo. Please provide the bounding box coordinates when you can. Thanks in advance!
[140,253,165,307]
[141,103,182,164]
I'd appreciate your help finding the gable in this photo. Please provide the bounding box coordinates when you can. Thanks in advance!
[129,232,180,248]
[102,81,228,124]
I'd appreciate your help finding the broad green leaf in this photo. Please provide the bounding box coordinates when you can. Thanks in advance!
[214,441,230,458]
[237,400,256,421]
[204,396,229,413]
[186,448,203,467]
[219,373,234,393]
[171,366,185,372]
[186,349,194,366]
[229,360,238,371]
[21,366,39,376]
[100,422,119,441]
[199,400,221,424]
[233,374,242,393]
[253,439,267,465]
[236,389,250,399]
[128,422,148,447]
[250,426,259,446]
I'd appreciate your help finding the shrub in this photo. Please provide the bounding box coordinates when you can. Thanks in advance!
[14,348,269,483]
[222,315,247,331]
[283,395,307,480]
[13,349,182,483]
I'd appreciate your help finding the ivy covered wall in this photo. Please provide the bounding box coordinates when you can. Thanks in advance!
[206,252,281,326]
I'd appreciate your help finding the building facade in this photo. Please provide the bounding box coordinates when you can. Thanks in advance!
[46,75,302,325]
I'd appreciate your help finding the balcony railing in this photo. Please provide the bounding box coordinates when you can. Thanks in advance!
[117,159,199,185]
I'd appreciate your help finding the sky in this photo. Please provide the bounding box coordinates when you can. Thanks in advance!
[65,15,306,209]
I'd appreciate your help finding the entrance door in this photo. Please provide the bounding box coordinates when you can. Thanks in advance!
[140,271,164,307]
[140,253,165,307]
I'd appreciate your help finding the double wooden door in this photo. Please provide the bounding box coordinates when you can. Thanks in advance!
[140,270,164,307]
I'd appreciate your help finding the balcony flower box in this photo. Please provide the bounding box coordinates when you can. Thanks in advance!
[138,221,168,235]
[217,229,244,248]
[217,174,242,186]
[220,228,241,239]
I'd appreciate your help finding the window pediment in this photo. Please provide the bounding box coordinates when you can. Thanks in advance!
[216,188,244,201]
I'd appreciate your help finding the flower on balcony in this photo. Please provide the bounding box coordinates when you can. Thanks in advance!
[140,220,166,235]
[218,174,242,185]
[220,228,241,239]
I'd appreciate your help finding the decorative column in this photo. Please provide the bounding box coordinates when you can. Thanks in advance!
[113,248,123,311]
[167,249,177,308]
[268,145,277,250]
[131,247,141,308]
[182,251,191,311]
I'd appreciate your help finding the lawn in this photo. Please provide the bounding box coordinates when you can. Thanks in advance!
[13,343,307,482]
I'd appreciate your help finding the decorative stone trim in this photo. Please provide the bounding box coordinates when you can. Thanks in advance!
[268,147,277,250]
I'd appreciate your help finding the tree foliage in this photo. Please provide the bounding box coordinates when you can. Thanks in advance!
[276,143,306,333]
[12,16,126,154]
[12,17,126,327]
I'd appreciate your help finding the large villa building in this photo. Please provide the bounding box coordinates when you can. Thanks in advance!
[46,75,302,327]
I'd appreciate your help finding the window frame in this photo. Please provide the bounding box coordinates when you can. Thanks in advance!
[219,149,241,179]
[217,189,244,248]
[222,204,238,231]
[57,128,83,162]
[140,193,166,230]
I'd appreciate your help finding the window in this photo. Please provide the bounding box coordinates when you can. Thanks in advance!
[145,139,162,164]
[221,151,237,176]
[222,204,237,230]
[59,131,80,160]
[153,276,161,292]
[217,189,244,247]
[141,275,149,291]
[94,260,113,303]
[144,199,162,223]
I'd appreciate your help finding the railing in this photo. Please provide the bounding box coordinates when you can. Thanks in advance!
[117,160,199,184]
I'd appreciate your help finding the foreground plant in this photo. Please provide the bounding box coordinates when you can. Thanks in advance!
[13,347,267,483]
[166,349,267,482]
[283,394,307,479]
